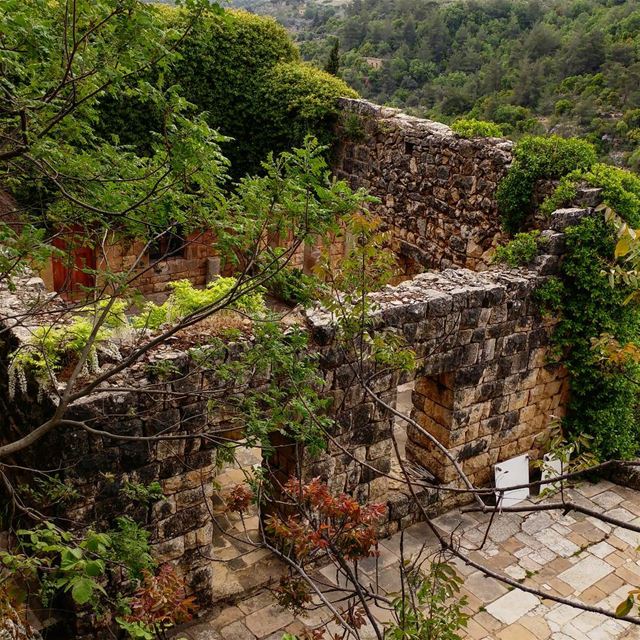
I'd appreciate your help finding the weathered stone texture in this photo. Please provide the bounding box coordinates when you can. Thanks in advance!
[333,99,514,272]
[0,203,577,607]
[303,259,568,521]
[1,86,602,616]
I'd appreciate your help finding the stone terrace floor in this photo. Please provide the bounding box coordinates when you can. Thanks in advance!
[183,480,640,640]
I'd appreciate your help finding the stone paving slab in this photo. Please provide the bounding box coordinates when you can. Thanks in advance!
[182,480,640,640]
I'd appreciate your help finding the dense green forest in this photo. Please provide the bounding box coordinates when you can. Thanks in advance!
[290,0,640,170]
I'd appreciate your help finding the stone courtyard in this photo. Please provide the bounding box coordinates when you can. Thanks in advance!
[184,479,640,640]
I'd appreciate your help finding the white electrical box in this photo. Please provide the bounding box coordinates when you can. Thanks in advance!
[495,453,530,508]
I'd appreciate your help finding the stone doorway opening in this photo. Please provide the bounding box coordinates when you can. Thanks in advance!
[405,373,456,484]
[392,380,414,461]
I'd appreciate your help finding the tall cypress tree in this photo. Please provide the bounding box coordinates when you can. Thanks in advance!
[324,39,340,76]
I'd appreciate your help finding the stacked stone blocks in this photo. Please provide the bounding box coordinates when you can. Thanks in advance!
[333,98,514,272]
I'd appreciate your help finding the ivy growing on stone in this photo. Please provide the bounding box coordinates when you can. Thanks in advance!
[496,135,597,233]
[550,215,640,459]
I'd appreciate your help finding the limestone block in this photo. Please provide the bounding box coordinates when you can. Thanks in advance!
[151,536,185,564]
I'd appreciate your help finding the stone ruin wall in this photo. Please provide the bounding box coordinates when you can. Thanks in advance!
[0,208,580,611]
[1,97,597,615]
[332,98,513,273]
[0,309,225,611]
[39,229,348,303]
[301,219,570,534]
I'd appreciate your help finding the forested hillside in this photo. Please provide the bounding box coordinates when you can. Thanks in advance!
[296,0,640,170]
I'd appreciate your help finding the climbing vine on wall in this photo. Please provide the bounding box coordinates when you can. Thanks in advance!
[496,135,640,458]
[496,135,596,233]
[549,214,640,459]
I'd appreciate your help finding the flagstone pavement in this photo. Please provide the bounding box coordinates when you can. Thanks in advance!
[181,480,640,640]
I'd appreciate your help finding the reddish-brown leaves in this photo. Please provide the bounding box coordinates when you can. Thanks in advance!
[225,483,254,514]
[125,564,197,629]
[267,477,386,561]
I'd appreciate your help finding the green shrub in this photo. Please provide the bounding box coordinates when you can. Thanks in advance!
[98,8,356,178]
[628,147,640,174]
[497,135,597,233]
[8,319,111,395]
[494,104,532,128]
[554,99,573,116]
[451,118,503,138]
[257,62,357,161]
[533,157,640,460]
[493,231,543,267]
[542,163,640,225]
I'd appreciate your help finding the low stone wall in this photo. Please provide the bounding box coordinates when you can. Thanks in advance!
[332,99,513,272]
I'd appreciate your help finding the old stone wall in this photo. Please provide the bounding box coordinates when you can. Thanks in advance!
[298,208,592,533]
[303,259,568,534]
[39,229,348,303]
[0,203,594,618]
[1,208,584,603]
[332,98,513,272]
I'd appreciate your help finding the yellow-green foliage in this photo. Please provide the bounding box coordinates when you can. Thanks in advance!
[133,278,265,330]
[259,62,357,156]
[10,277,266,393]
[9,320,110,396]
[99,7,356,178]
[451,118,503,138]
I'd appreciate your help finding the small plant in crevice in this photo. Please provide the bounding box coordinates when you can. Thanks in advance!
[143,360,183,383]
[120,481,164,506]
[259,248,319,307]
[108,516,156,581]
[342,112,366,142]
[270,266,317,307]
[533,423,598,497]
[493,230,545,267]
[17,474,79,508]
